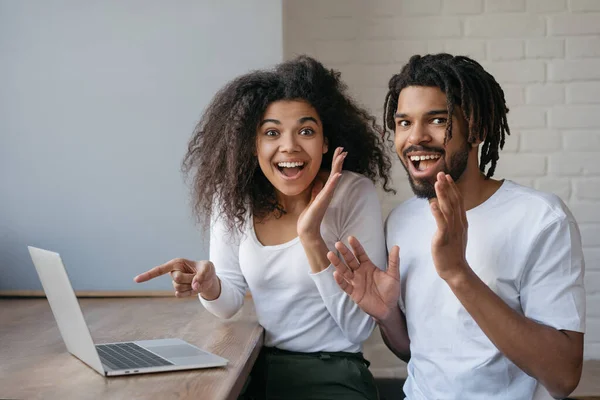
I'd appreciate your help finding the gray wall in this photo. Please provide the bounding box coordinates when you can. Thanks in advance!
[0,0,283,291]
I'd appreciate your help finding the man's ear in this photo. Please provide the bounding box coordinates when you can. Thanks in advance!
[470,131,485,147]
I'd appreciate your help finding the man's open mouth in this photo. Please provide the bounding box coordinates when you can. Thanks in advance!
[409,153,442,172]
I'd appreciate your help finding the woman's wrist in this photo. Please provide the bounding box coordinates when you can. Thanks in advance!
[199,277,221,301]
[299,232,324,247]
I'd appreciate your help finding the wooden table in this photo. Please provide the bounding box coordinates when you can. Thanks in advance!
[0,297,263,400]
[571,360,600,399]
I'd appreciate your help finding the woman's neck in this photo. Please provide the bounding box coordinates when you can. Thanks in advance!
[275,185,313,216]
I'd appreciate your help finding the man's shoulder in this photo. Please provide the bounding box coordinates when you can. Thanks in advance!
[496,180,573,224]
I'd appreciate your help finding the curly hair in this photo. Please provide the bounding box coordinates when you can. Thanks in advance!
[383,53,510,178]
[183,55,394,233]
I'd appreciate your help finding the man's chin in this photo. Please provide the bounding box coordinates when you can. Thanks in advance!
[409,178,437,200]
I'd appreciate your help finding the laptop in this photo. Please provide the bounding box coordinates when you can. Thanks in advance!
[28,246,229,377]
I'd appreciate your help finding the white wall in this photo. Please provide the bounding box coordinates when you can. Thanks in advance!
[284,0,600,361]
[0,0,282,291]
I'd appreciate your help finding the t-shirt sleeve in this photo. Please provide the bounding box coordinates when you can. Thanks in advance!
[309,174,387,344]
[520,215,586,333]
[198,210,248,319]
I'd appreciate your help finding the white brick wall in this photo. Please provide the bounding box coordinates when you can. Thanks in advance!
[567,37,600,57]
[283,0,600,363]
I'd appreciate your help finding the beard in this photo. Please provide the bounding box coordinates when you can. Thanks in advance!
[400,142,471,199]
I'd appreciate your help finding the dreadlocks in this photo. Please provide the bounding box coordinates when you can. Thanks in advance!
[383,53,510,178]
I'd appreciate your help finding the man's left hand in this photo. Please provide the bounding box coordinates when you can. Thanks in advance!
[429,172,470,282]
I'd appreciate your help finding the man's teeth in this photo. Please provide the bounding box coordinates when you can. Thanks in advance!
[409,154,441,161]
[277,162,304,168]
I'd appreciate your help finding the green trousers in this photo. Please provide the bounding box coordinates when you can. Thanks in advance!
[238,347,379,400]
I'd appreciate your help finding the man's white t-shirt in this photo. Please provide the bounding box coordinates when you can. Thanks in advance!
[386,180,586,400]
[200,171,387,353]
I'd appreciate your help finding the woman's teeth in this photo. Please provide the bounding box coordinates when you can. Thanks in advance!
[277,162,305,168]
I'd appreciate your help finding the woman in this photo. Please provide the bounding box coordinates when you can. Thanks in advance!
[135,56,393,399]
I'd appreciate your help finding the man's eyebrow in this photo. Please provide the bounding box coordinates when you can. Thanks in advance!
[394,109,448,118]
[298,116,319,124]
[425,109,448,116]
[259,118,281,127]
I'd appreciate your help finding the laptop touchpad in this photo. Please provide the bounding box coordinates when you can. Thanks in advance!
[150,344,208,359]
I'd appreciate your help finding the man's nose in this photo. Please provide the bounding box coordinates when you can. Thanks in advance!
[407,122,432,146]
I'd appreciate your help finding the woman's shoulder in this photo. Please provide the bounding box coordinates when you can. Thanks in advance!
[327,171,380,213]
[322,170,384,239]
[336,170,377,194]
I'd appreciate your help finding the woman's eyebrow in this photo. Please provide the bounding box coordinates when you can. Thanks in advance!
[259,118,281,127]
[298,116,319,125]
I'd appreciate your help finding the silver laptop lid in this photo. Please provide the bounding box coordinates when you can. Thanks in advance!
[28,246,105,375]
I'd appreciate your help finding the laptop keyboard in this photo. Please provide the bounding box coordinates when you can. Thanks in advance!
[96,342,174,371]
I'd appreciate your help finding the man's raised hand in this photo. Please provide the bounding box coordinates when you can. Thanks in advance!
[327,236,401,322]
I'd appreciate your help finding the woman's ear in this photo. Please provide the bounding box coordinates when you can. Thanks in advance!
[322,137,329,154]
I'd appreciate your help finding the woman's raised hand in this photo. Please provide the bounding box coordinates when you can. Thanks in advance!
[297,147,347,239]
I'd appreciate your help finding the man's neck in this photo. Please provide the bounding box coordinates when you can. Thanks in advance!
[456,166,503,211]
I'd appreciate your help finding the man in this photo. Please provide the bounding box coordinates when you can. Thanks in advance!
[328,54,585,400]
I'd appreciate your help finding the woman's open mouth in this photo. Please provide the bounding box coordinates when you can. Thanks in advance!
[275,161,306,180]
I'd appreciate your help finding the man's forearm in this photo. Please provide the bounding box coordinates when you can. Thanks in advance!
[378,305,411,363]
[447,268,583,399]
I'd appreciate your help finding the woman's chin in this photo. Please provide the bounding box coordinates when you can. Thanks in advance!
[273,183,311,199]
[263,167,320,200]
[270,176,317,200]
